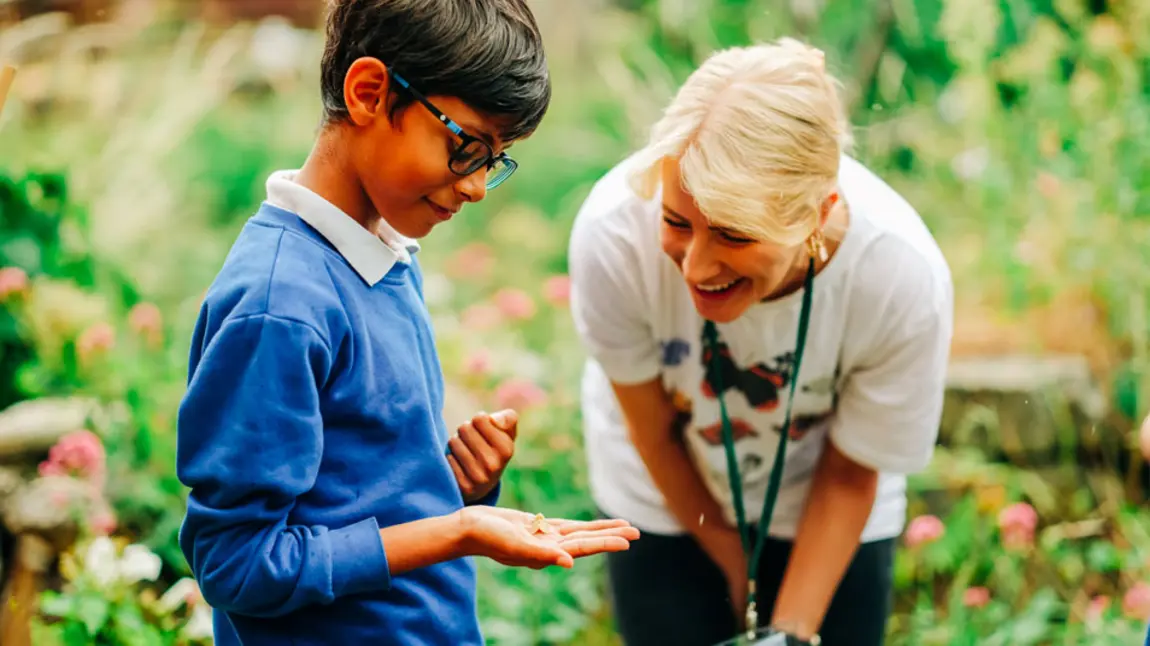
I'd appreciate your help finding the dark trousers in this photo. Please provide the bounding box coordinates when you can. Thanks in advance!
[602,514,895,646]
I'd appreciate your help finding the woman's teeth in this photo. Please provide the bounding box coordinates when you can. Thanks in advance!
[697,279,739,293]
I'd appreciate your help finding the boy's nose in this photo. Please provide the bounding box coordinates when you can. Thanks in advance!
[455,170,488,203]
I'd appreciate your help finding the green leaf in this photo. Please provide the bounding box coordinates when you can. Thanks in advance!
[39,591,73,619]
[112,602,168,646]
[62,622,91,646]
[74,592,110,636]
[1086,540,1123,573]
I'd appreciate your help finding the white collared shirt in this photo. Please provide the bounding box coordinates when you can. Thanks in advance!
[264,169,420,286]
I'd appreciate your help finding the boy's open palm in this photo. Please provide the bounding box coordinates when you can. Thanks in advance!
[449,410,519,503]
[459,507,640,569]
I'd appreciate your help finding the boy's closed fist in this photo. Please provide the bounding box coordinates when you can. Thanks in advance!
[448,410,518,503]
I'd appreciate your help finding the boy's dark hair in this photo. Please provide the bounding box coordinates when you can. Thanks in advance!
[321,0,551,143]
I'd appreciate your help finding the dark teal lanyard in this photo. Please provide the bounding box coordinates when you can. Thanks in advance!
[701,257,815,636]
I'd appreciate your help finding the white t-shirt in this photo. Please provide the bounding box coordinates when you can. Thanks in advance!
[568,154,954,542]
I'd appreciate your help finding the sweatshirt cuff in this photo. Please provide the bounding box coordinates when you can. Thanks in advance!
[329,516,391,598]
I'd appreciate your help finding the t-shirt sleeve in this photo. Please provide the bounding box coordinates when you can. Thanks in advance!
[829,250,954,474]
[176,313,391,618]
[568,200,662,385]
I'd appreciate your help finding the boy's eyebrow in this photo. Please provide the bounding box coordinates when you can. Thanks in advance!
[457,119,499,148]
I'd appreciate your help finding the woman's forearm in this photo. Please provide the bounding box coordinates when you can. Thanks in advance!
[771,440,879,640]
[611,381,745,573]
[639,431,746,567]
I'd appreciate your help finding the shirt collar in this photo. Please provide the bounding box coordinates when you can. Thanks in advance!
[264,170,420,285]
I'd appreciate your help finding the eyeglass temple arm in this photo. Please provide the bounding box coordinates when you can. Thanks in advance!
[387,69,464,137]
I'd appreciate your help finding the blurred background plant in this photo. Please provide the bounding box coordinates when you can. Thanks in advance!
[0,0,1148,643]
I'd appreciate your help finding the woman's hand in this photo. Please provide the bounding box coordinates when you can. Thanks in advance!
[457,506,640,569]
[713,531,750,630]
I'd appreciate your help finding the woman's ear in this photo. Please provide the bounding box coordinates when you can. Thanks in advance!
[343,57,390,126]
[819,191,840,228]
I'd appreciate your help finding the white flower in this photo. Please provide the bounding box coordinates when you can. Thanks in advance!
[85,537,119,588]
[937,84,965,124]
[183,604,214,641]
[508,349,547,382]
[157,577,201,614]
[421,272,454,308]
[119,544,162,585]
[81,538,162,588]
[951,147,989,181]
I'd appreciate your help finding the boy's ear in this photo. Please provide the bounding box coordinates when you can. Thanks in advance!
[343,57,390,126]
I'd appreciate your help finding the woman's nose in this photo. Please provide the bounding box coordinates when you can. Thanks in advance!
[680,236,720,284]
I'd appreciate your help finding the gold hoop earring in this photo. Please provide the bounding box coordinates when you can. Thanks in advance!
[807,229,829,263]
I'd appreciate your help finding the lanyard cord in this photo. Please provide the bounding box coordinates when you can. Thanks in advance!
[701,257,816,637]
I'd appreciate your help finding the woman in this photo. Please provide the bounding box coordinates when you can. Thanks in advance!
[568,39,954,646]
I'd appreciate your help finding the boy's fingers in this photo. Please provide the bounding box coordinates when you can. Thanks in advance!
[447,455,473,495]
[511,538,572,569]
[471,414,515,457]
[552,518,633,534]
[487,409,518,438]
[558,536,632,558]
[448,435,487,484]
[558,526,641,542]
[459,423,504,474]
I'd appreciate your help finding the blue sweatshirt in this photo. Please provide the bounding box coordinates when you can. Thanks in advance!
[176,201,494,645]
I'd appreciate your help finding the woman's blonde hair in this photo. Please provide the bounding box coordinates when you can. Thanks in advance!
[629,38,853,246]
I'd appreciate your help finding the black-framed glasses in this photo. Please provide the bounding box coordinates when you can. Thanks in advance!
[389,70,517,190]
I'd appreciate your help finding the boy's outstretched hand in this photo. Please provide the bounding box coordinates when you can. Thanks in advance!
[449,410,518,503]
[458,506,640,569]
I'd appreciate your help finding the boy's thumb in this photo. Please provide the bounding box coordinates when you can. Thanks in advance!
[490,409,518,431]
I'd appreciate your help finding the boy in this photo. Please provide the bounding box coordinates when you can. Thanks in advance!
[175,2,639,645]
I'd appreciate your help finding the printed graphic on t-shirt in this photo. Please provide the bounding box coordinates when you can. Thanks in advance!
[698,417,758,445]
[699,327,795,412]
[661,338,691,367]
[776,411,834,441]
[692,323,834,447]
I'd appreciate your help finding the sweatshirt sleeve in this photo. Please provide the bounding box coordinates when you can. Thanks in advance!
[176,313,391,618]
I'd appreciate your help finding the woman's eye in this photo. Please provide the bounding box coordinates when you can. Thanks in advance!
[662,217,688,229]
[720,232,754,244]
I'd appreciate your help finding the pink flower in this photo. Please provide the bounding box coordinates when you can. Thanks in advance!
[464,349,491,375]
[88,509,117,536]
[76,321,115,362]
[494,378,548,411]
[128,302,163,344]
[0,267,28,301]
[493,288,535,321]
[461,303,502,330]
[1086,595,1110,625]
[543,275,570,307]
[905,514,944,548]
[445,243,494,280]
[1122,582,1150,620]
[963,586,990,608]
[997,502,1038,549]
[38,430,106,486]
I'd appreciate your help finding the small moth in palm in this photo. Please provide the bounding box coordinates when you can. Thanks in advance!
[529,513,554,535]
